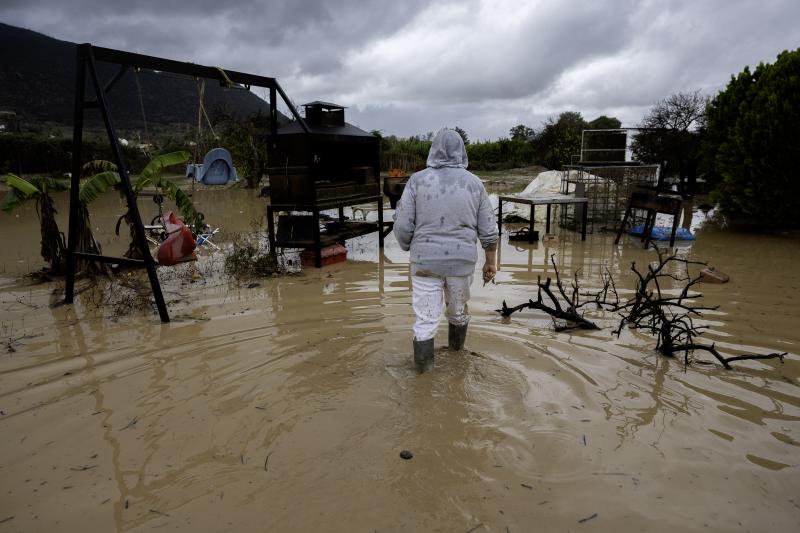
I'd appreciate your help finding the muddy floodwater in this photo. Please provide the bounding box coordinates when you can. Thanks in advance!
[1,178,799,532]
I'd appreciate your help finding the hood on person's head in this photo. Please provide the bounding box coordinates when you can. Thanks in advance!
[426,128,469,169]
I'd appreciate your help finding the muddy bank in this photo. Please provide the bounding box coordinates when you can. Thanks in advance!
[1,182,799,532]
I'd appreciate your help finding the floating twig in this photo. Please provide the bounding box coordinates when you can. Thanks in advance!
[264,452,272,472]
[578,512,598,523]
[120,416,138,430]
[70,464,97,471]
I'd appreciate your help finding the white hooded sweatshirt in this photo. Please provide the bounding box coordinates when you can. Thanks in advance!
[393,128,498,277]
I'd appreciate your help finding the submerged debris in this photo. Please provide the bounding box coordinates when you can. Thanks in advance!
[497,250,788,369]
[224,238,281,278]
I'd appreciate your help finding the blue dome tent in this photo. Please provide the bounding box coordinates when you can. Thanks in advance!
[193,147,239,185]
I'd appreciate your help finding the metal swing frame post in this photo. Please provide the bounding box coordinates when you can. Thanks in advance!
[65,44,170,322]
[64,43,306,323]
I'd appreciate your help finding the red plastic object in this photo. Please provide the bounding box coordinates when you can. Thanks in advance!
[156,212,197,266]
[300,244,347,267]
[160,211,184,234]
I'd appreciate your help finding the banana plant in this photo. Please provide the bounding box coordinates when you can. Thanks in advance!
[71,159,122,269]
[105,151,204,259]
[81,151,201,230]
[1,174,70,274]
[79,159,120,204]
[131,151,204,231]
[1,168,118,275]
[0,151,202,274]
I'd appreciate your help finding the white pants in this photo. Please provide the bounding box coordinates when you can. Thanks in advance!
[412,274,473,341]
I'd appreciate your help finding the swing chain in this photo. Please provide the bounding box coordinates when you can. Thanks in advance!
[133,67,153,158]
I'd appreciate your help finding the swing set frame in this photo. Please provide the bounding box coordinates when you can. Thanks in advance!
[65,43,308,322]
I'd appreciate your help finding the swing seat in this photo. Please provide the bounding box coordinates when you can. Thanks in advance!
[155,212,197,266]
[197,148,238,185]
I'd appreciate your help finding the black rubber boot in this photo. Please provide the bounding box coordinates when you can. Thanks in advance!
[413,338,435,373]
[448,323,468,351]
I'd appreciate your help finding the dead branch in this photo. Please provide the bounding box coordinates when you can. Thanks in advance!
[494,256,599,330]
[668,343,787,370]
[496,247,790,370]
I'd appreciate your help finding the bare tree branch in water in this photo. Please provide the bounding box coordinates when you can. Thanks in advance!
[497,249,788,369]
[497,255,599,331]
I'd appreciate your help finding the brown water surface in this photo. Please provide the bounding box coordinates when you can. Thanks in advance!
[1,184,799,532]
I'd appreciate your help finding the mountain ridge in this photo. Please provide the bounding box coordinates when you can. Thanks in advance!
[0,23,276,134]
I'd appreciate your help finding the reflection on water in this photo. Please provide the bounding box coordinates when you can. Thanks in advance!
[1,182,799,532]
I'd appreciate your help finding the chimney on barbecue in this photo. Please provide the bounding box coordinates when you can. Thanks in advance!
[302,101,345,127]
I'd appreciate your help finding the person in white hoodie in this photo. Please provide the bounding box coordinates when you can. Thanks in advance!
[393,128,498,373]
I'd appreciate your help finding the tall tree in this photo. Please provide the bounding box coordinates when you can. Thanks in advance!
[216,111,269,189]
[587,116,622,130]
[704,49,800,227]
[533,111,588,169]
[631,91,708,195]
[509,124,535,141]
[453,126,470,145]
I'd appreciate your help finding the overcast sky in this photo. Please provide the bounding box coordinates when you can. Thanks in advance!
[3,0,798,140]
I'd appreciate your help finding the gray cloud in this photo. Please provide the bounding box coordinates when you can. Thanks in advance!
[2,0,799,139]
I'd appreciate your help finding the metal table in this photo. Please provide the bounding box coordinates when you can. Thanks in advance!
[497,193,589,241]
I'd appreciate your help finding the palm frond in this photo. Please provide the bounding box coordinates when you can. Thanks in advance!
[1,187,26,213]
[39,176,71,193]
[79,171,121,205]
[5,173,41,197]
[82,160,117,176]
[134,151,190,193]
[2,174,42,213]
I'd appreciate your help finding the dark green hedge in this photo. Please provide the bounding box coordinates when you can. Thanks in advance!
[705,49,800,227]
[0,134,150,176]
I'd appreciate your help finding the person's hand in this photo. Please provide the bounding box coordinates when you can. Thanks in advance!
[482,261,497,284]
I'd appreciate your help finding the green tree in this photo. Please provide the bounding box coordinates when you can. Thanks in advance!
[704,49,800,227]
[631,91,708,194]
[454,126,470,145]
[216,111,269,189]
[587,115,622,129]
[533,111,588,169]
[379,134,430,173]
[509,124,535,141]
